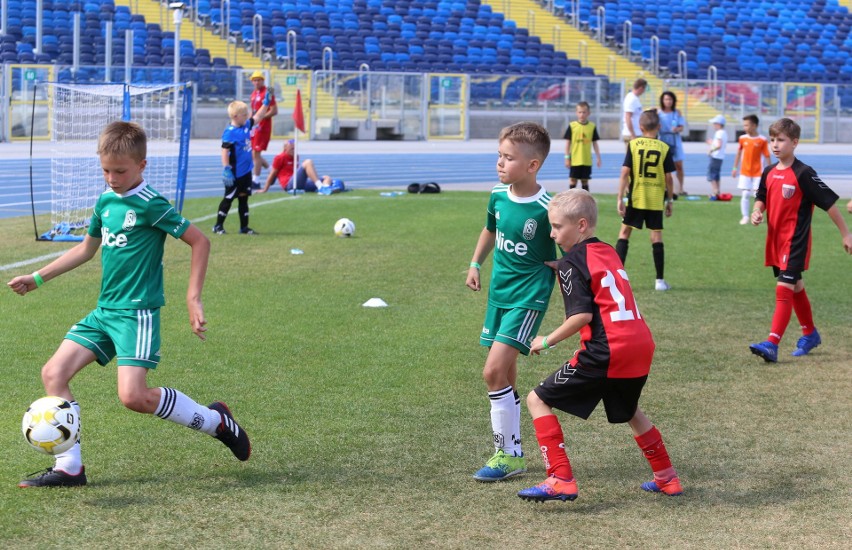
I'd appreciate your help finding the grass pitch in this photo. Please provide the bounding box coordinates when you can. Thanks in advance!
[0,190,850,548]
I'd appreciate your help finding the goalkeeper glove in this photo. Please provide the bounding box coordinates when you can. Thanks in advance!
[222,166,235,187]
[263,91,271,106]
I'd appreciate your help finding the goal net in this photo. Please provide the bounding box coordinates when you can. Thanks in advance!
[31,82,192,241]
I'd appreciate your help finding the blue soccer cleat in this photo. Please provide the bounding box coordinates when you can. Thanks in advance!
[517,475,578,502]
[791,329,821,357]
[473,449,526,482]
[749,340,778,363]
[641,477,683,496]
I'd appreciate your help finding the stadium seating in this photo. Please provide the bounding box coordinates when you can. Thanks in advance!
[582,0,851,83]
[1,0,849,106]
[194,0,591,75]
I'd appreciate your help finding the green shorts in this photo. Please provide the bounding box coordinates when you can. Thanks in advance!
[65,307,161,369]
[480,305,545,356]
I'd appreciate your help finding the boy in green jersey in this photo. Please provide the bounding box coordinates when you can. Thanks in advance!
[466,122,557,481]
[616,109,676,291]
[8,122,250,488]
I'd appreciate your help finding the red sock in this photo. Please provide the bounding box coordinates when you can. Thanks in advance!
[533,415,572,480]
[792,288,815,335]
[634,426,676,481]
[768,285,795,344]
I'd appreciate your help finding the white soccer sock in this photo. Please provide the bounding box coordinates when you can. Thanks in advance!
[154,388,221,436]
[54,400,82,475]
[741,190,751,218]
[509,388,523,456]
[489,386,521,455]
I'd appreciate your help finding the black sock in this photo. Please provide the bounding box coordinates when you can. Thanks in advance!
[216,198,232,227]
[652,242,665,279]
[238,196,249,230]
[616,238,629,264]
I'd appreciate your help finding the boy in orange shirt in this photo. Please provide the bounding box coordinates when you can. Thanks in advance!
[732,114,770,225]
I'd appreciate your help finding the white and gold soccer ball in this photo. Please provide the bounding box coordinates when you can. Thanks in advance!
[334,217,356,238]
[22,396,80,455]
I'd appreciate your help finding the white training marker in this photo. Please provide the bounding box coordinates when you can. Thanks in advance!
[362,298,388,308]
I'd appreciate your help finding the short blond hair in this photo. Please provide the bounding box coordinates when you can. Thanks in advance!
[228,100,250,119]
[97,121,146,162]
[498,121,551,164]
[548,189,598,228]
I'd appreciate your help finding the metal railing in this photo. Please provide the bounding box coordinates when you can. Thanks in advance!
[649,36,659,75]
[622,20,632,59]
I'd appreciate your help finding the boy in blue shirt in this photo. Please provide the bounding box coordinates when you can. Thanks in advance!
[213,99,269,235]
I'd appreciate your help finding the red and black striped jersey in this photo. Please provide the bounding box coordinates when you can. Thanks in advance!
[756,159,839,271]
[558,238,655,379]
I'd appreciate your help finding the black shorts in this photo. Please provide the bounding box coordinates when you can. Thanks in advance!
[534,362,647,423]
[224,172,253,197]
[569,165,592,181]
[772,266,802,283]
[622,206,663,230]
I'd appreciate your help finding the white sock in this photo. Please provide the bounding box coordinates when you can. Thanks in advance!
[54,400,82,475]
[489,386,521,455]
[741,190,751,218]
[154,388,221,436]
[510,388,523,456]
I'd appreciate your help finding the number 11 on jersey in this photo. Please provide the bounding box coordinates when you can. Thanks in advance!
[600,269,642,322]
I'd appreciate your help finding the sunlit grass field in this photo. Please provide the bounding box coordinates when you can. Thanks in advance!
[0,190,850,548]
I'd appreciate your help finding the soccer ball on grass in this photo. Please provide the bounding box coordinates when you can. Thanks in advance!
[334,217,356,237]
[22,396,80,455]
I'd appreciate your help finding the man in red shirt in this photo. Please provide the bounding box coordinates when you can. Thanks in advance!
[257,140,332,193]
[749,118,852,362]
[249,71,278,189]
[516,189,682,503]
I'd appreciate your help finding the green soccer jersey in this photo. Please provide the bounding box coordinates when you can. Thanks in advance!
[87,182,190,309]
[485,184,556,311]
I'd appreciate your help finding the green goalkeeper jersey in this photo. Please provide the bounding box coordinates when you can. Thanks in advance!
[87,182,190,309]
[485,184,557,311]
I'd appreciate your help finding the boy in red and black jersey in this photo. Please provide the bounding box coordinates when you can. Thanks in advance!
[516,189,682,503]
[749,118,852,363]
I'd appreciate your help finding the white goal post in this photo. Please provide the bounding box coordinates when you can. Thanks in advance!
[30,82,192,241]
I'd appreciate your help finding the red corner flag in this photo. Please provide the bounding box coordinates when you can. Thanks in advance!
[293,89,305,133]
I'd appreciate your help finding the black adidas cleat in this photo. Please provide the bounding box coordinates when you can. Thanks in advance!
[19,467,87,488]
[209,402,251,461]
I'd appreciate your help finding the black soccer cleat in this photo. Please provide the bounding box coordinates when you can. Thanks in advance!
[209,402,251,461]
[19,467,87,488]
